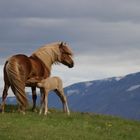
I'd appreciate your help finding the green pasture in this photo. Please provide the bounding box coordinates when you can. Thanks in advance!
[0,105,140,140]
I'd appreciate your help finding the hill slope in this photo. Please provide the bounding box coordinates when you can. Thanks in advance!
[2,72,140,120]
[64,72,140,120]
[0,105,140,140]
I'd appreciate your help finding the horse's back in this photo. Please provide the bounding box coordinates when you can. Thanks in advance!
[54,76,62,83]
[6,54,32,79]
[43,76,62,85]
[8,54,31,67]
[52,76,63,90]
[38,76,62,90]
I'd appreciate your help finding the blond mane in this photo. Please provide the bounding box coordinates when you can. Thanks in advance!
[31,42,73,71]
[31,42,61,71]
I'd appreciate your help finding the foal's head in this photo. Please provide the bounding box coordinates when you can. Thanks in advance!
[58,42,74,68]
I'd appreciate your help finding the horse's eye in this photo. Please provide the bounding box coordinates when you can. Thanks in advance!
[65,52,70,55]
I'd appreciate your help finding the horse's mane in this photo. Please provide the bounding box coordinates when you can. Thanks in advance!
[31,42,73,70]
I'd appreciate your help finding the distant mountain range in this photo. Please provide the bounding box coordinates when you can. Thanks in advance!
[1,72,140,120]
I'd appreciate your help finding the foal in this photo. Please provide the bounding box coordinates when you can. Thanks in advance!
[37,76,70,116]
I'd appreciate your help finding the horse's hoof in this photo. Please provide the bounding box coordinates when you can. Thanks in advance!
[32,108,38,113]
[21,112,25,115]
[44,112,48,116]
[0,111,4,114]
[18,110,26,115]
[67,112,70,116]
[21,111,26,115]
[47,111,51,114]
[0,108,4,114]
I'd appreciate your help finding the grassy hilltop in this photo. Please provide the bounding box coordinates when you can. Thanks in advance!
[0,105,140,140]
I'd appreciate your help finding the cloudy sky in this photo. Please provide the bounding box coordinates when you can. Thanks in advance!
[0,0,140,96]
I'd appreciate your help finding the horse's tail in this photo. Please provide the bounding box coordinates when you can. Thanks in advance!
[6,57,28,109]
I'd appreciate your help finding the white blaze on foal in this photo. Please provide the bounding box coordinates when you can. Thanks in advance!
[37,76,70,115]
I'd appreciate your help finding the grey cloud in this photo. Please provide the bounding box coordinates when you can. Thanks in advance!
[0,0,140,81]
[1,17,140,58]
[0,0,140,22]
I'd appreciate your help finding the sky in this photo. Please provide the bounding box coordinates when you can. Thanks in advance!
[0,0,140,96]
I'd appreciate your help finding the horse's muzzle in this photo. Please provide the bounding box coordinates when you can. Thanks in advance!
[68,62,74,68]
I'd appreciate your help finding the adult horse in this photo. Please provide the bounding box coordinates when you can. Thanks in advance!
[1,42,74,114]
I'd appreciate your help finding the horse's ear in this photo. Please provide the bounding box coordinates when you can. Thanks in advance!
[59,42,63,47]
[59,42,64,52]
[59,42,67,47]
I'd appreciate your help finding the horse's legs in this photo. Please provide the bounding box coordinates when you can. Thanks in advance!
[31,86,37,112]
[17,104,26,115]
[55,89,70,115]
[10,85,27,114]
[0,83,10,113]
[44,90,48,115]
[39,88,45,115]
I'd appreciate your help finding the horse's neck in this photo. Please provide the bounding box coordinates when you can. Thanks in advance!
[31,46,59,71]
[41,53,53,71]
[29,55,51,77]
[31,54,52,72]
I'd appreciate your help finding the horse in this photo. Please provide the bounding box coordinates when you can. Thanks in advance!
[36,76,70,116]
[1,42,74,114]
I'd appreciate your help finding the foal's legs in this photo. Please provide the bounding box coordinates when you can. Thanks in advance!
[39,88,45,115]
[55,89,70,115]
[44,91,49,115]
[31,86,37,112]
[39,88,49,115]
[0,83,10,113]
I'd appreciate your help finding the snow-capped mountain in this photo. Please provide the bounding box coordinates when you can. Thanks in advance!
[1,72,140,120]
[64,72,140,120]
[48,72,140,120]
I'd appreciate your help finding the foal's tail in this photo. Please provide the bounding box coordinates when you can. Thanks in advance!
[6,57,28,109]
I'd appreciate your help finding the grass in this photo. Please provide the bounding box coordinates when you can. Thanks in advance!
[0,105,140,140]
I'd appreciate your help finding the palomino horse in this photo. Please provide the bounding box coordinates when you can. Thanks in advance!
[37,76,70,116]
[1,42,74,114]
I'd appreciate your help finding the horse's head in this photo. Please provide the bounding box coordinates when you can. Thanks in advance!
[58,42,74,68]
